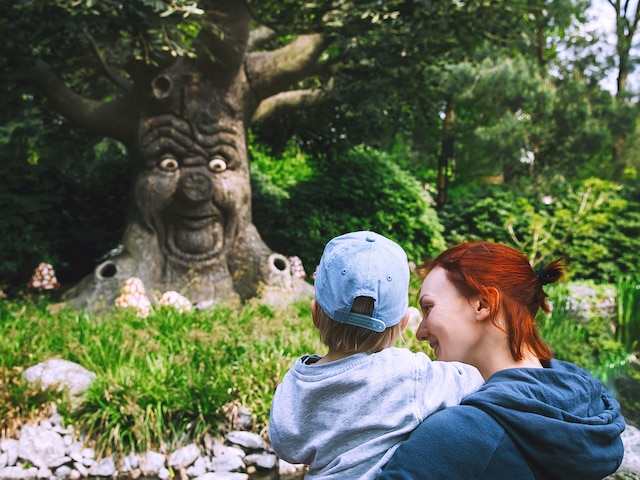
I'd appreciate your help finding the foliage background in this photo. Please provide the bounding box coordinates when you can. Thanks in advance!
[2,1,640,293]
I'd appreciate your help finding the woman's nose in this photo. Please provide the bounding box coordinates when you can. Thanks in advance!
[415,318,429,342]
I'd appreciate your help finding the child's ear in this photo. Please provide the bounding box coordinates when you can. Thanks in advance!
[399,311,410,331]
[311,299,320,328]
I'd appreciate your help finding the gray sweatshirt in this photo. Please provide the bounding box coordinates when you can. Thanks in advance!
[268,347,484,479]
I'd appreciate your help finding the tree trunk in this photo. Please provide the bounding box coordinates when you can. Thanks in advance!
[436,97,454,208]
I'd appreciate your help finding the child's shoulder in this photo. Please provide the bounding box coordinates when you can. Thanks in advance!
[377,347,430,361]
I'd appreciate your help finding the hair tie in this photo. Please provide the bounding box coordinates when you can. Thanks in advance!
[535,268,551,285]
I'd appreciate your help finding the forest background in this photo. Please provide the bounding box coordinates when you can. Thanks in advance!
[2,0,640,457]
[1,0,640,289]
[1,0,640,287]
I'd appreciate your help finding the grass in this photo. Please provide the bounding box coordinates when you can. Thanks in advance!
[537,281,629,387]
[616,276,640,353]
[0,295,323,454]
[0,276,633,455]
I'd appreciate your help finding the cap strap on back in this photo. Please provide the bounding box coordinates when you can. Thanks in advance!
[344,313,387,332]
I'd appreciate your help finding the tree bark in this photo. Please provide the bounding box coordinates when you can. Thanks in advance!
[436,96,454,208]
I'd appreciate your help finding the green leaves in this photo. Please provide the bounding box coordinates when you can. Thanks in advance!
[440,177,640,282]
[251,142,445,269]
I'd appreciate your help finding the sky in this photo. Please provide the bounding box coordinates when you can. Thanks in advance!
[585,0,617,92]
[585,0,640,93]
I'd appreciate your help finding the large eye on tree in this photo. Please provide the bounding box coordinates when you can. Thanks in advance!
[209,157,227,173]
[159,157,179,172]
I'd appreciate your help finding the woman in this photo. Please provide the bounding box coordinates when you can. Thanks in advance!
[378,242,625,480]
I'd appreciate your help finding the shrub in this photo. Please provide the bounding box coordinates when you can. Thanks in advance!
[439,178,640,282]
[251,142,445,270]
[538,282,628,387]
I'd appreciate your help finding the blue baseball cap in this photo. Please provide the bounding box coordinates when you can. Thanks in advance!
[314,231,409,332]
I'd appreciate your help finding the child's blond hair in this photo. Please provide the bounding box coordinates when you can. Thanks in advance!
[316,296,403,354]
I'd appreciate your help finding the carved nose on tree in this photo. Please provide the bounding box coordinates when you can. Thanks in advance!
[179,171,213,202]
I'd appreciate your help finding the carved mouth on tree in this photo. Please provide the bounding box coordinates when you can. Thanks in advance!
[177,212,219,230]
[164,210,225,266]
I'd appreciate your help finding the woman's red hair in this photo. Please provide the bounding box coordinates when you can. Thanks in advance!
[425,242,565,362]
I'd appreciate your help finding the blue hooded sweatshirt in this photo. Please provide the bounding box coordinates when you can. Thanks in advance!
[378,360,625,480]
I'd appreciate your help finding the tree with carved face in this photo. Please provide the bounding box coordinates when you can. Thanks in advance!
[25,1,328,309]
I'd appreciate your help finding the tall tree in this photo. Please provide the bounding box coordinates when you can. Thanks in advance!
[604,0,640,178]
[606,0,640,95]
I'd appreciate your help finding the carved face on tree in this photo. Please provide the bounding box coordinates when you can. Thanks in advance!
[137,110,251,270]
[136,70,250,282]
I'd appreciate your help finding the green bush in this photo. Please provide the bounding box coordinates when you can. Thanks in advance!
[438,184,521,245]
[538,282,628,387]
[439,178,640,282]
[251,142,445,270]
[616,276,640,353]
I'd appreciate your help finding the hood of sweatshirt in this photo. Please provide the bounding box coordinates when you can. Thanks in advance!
[462,359,625,480]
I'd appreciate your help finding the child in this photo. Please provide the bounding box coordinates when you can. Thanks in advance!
[268,231,484,479]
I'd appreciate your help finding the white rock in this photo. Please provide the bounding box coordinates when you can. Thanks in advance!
[157,467,171,480]
[53,466,71,479]
[193,473,248,480]
[80,449,94,461]
[243,453,276,470]
[139,451,166,476]
[67,444,83,463]
[49,414,64,427]
[22,359,96,397]
[211,442,245,459]
[87,456,116,477]
[36,467,51,479]
[73,462,88,477]
[186,456,207,478]
[278,458,306,476]
[119,453,139,473]
[0,465,39,479]
[225,431,266,450]
[168,444,200,469]
[1,439,19,466]
[17,425,66,469]
[209,455,245,472]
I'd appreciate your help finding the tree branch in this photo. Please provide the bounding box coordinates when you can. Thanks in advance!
[196,0,252,72]
[27,59,138,147]
[245,33,331,100]
[250,88,325,124]
[83,27,133,92]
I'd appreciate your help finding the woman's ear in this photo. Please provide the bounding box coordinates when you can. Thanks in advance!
[473,296,491,322]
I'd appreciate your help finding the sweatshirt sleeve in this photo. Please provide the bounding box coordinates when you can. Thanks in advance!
[413,354,484,421]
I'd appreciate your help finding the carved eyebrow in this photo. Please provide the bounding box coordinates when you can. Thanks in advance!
[143,135,192,158]
[198,133,238,150]
[140,114,195,154]
[195,118,238,136]
[195,124,240,151]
